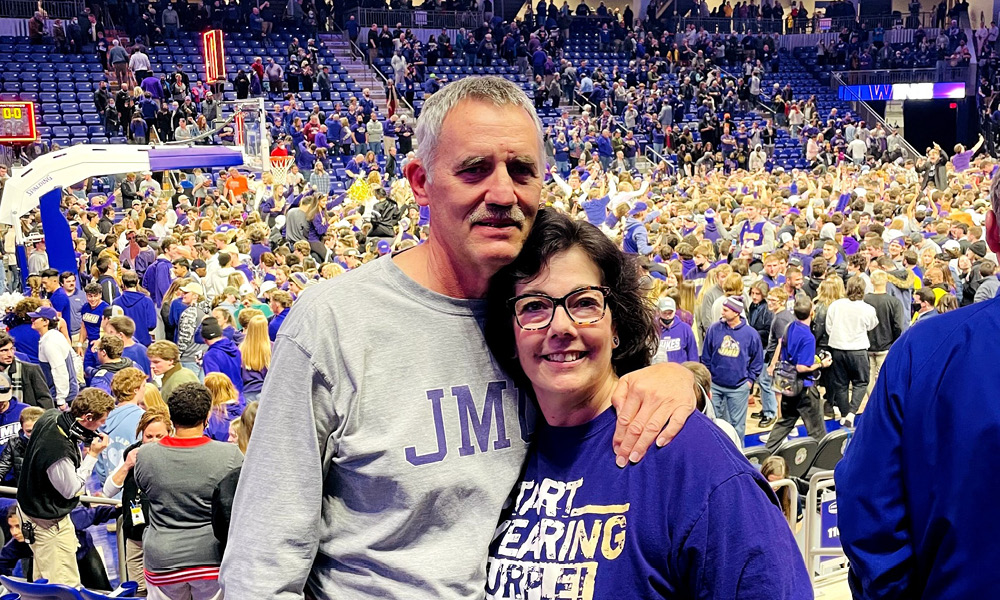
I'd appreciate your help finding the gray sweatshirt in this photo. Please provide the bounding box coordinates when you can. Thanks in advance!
[134,437,243,573]
[220,256,532,599]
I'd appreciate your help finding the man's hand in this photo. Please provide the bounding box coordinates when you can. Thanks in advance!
[610,362,696,468]
[88,433,110,458]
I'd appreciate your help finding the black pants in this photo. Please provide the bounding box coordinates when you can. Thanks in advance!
[830,349,869,417]
[765,385,826,452]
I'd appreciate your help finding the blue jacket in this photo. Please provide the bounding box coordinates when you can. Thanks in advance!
[113,291,157,346]
[596,136,614,158]
[268,310,288,341]
[142,257,174,308]
[202,337,245,395]
[96,400,143,487]
[701,318,764,389]
[835,298,1000,599]
[123,342,151,377]
[622,217,654,255]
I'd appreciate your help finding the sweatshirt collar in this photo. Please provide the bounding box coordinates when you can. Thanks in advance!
[161,435,211,447]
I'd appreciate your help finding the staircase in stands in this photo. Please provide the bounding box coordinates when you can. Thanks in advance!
[319,32,414,120]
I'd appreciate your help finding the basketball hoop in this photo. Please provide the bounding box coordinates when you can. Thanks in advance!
[269,156,294,185]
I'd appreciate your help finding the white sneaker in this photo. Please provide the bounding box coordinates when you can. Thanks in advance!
[833,406,842,420]
[842,413,855,428]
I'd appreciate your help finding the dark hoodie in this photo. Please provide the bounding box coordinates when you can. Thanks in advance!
[885,269,915,332]
[88,357,134,395]
[202,337,245,396]
[112,290,157,346]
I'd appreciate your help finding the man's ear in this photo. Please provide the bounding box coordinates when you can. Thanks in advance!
[986,209,1000,255]
[404,160,431,208]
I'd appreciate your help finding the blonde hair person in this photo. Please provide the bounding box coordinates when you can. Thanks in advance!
[760,456,793,523]
[239,315,271,403]
[203,372,242,442]
[142,383,166,412]
[110,367,148,405]
[235,401,259,454]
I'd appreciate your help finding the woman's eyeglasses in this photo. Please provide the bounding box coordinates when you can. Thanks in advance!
[508,286,611,331]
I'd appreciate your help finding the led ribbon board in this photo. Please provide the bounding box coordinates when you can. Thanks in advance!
[838,82,966,101]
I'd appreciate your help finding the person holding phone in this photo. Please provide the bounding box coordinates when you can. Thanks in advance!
[16,388,114,587]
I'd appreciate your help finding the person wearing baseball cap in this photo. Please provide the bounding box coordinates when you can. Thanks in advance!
[0,372,29,476]
[200,316,245,402]
[700,295,763,444]
[654,297,698,364]
[30,306,80,409]
[622,202,655,255]
[176,282,210,377]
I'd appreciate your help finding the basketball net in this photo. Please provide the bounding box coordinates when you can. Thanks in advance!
[269,156,295,185]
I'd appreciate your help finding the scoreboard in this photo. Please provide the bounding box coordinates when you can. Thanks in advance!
[0,101,37,143]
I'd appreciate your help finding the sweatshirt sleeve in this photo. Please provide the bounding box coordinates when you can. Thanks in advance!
[834,342,914,599]
[219,336,341,599]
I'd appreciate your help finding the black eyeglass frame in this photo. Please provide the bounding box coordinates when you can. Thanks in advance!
[507,285,612,331]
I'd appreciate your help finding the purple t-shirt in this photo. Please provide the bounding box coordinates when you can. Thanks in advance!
[486,409,811,598]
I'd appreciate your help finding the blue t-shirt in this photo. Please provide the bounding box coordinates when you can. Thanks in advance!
[782,320,817,387]
[81,301,110,344]
[486,409,810,598]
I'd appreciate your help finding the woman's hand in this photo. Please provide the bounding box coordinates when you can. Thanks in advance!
[610,362,696,467]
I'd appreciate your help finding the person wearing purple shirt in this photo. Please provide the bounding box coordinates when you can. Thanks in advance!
[483,211,810,599]
[654,298,699,364]
[200,317,245,398]
[143,239,178,308]
[112,272,157,347]
[141,75,164,100]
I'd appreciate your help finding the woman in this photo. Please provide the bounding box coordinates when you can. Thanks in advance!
[483,210,809,596]
[239,314,270,403]
[103,407,173,596]
[203,372,245,442]
[812,277,844,417]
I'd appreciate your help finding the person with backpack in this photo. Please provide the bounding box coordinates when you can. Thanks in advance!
[764,296,832,453]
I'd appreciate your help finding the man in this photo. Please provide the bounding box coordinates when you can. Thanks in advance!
[911,287,937,325]
[826,276,878,427]
[761,254,785,288]
[79,282,109,378]
[738,200,776,261]
[0,373,29,475]
[266,289,292,341]
[107,316,151,377]
[176,282,210,376]
[753,286,791,427]
[200,317,244,396]
[46,271,86,341]
[135,382,243,599]
[27,238,48,275]
[764,296,831,452]
[972,260,1000,302]
[16,388,113,587]
[836,174,1000,599]
[701,295,764,445]
[863,270,905,400]
[148,340,199,402]
[0,331,54,409]
[112,271,157,346]
[32,306,79,410]
[143,236,177,308]
[88,336,134,395]
[622,202,655,255]
[221,76,696,599]
[654,297,697,363]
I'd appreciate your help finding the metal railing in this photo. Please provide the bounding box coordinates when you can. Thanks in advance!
[0,485,128,586]
[802,471,848,585]
[348,7,484,30]
[643,144,675,175]
[834,66,972,88]
[0,0,84,19]
[670,11,938,36]
[768,478,800,531]
[335,25,416,117]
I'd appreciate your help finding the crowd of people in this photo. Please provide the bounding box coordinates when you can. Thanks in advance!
[1,2,999,599]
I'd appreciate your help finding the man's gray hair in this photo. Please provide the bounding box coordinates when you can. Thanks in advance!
[414,76,544,182]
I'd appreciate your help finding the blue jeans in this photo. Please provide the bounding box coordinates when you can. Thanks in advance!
[757,370,777,418]
[711,382,751,447]
[556,160,569,176]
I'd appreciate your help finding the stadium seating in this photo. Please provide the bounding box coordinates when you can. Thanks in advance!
[774,437,819,479]
[804,428,851,478]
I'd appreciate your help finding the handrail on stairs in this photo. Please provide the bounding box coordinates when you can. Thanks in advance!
[329,23,417,116]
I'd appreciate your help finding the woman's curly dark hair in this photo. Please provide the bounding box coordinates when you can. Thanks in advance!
[485,209,659,394]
